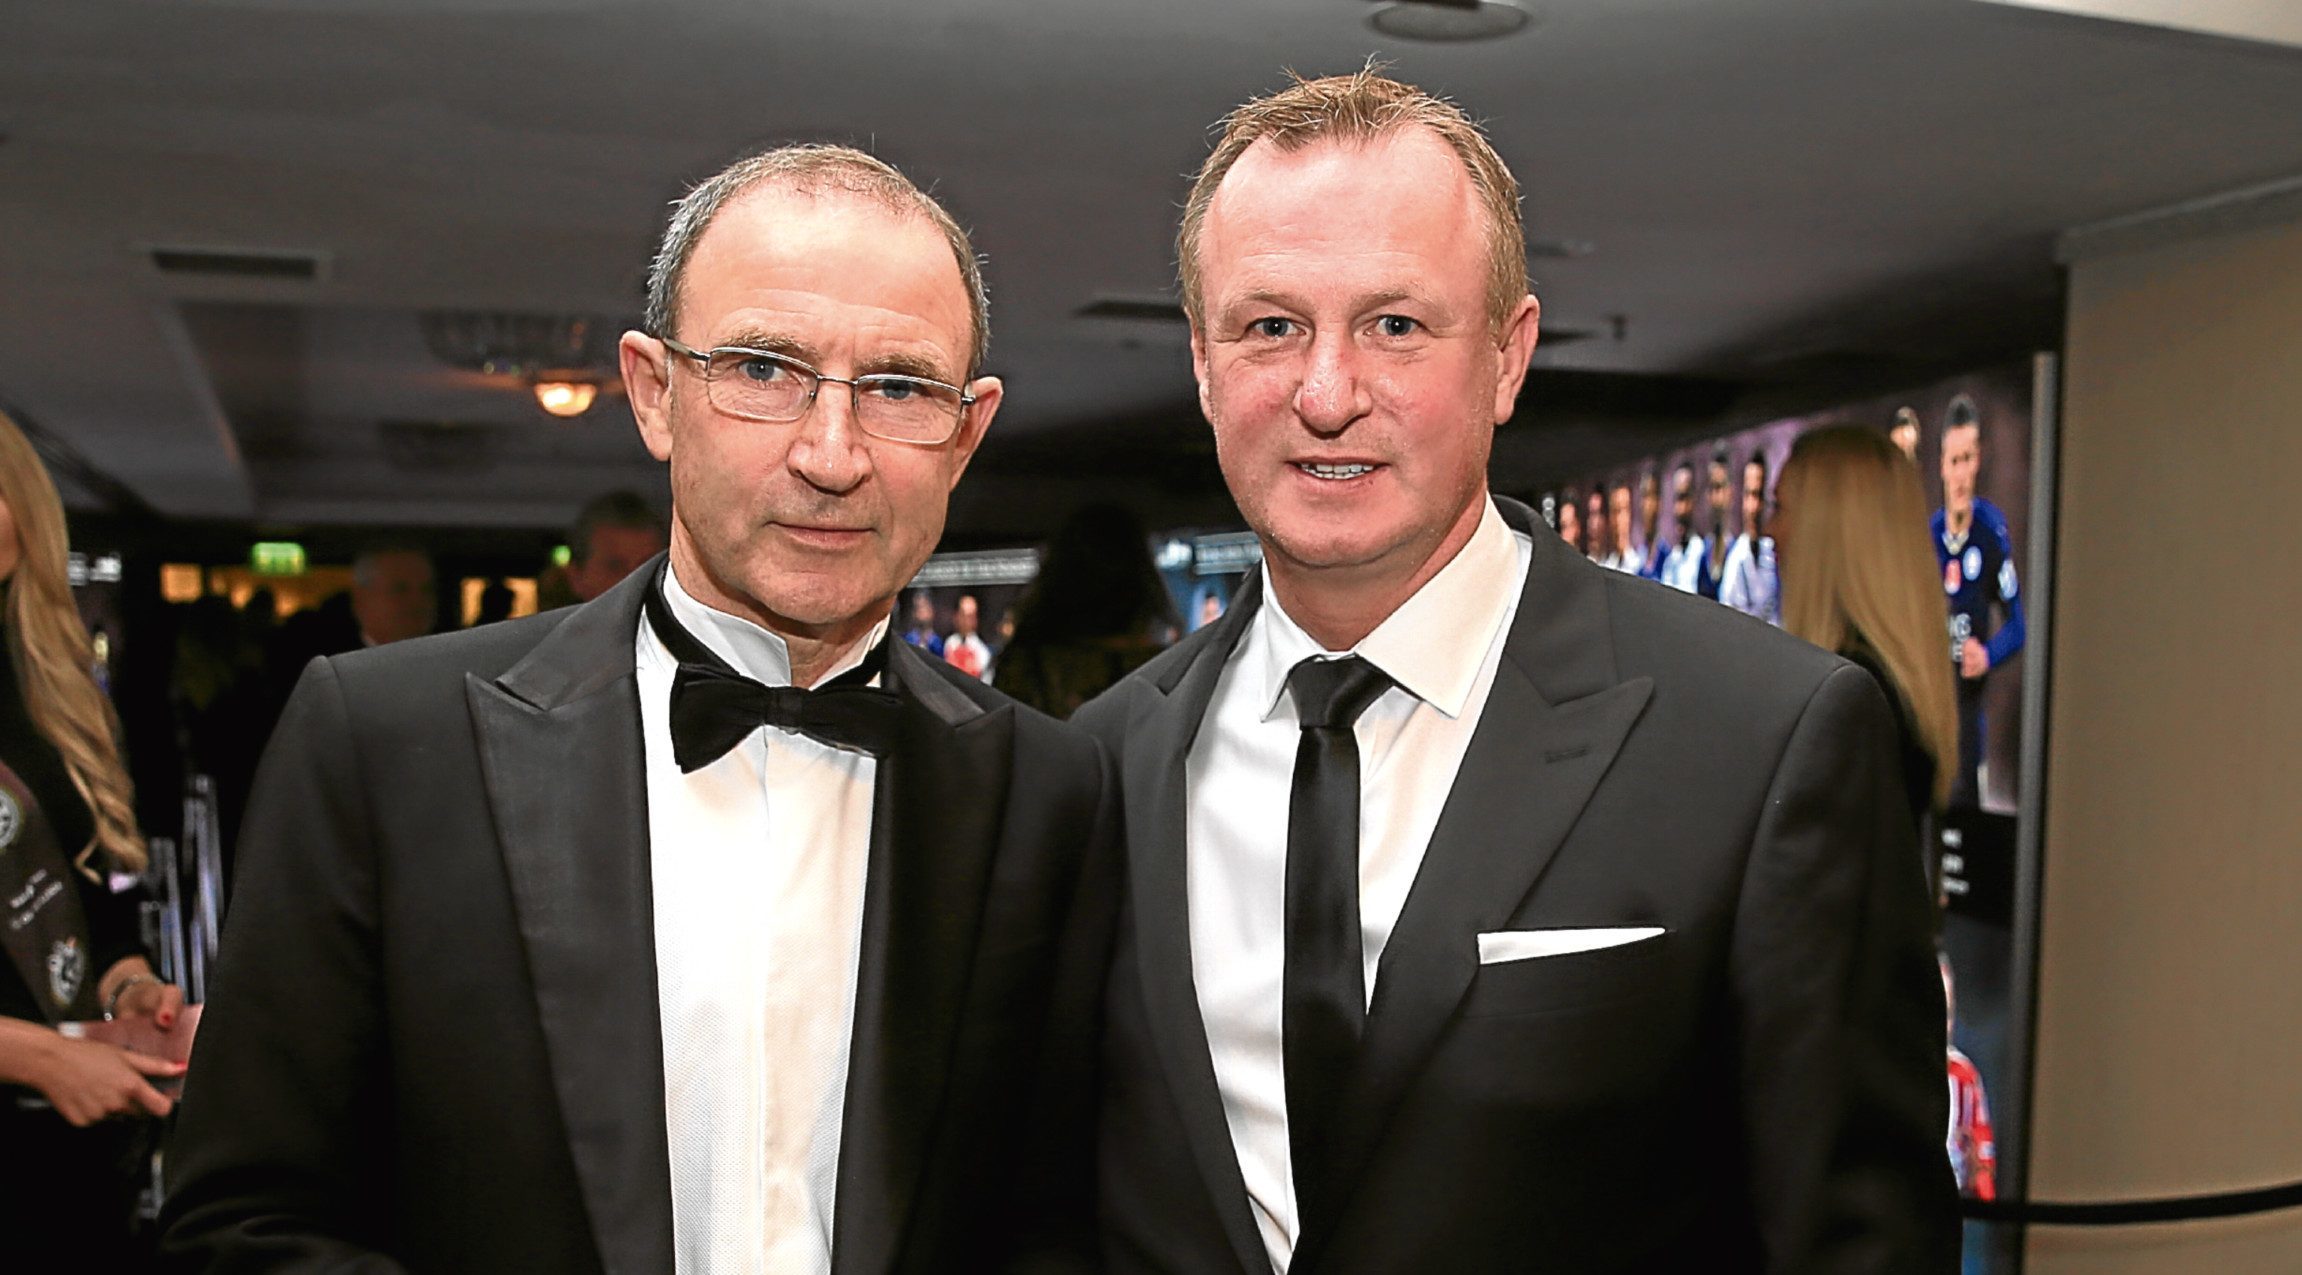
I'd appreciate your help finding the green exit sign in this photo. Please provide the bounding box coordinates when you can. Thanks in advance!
[250,541,307,576]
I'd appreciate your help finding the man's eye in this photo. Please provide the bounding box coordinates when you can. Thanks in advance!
[864,378,920,402]
[733,356,790,383]
[1249,317,1296,339]
[1375,314,1419,338]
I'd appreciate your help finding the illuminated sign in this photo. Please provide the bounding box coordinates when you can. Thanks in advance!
[250,541,308,576]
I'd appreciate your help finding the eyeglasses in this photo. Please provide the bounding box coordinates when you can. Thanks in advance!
[659,336,976,445]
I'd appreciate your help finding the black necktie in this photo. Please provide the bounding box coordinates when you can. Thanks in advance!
[1282,653,1396,1213]
[643,575,902,770]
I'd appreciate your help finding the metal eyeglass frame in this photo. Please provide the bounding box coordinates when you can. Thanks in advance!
[657,335,976,444]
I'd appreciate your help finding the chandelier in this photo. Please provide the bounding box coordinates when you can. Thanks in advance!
[419,310,612,417]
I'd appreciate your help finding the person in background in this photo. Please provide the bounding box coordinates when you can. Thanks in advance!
[941,593,993,679]
[170,595,272,860]
[262,542,438,736]
[1700,447,1733,599]
[564,490,669,604]
[1635,468,1666,580]
[1553,487,1582,555]
[1931,395,2025,809]
[1720,449,1781,624]
[271,543,437,673]
[0,412,186,1269]
[1891,406,1922,463]
[899,590,944,656]
[1773,424,1958,829]
[1655,461,1705,592]
[992,502,1177,718]
[1582,487,1610,565]
[1602,478,1641,574]
[348,545,438,647]
[533,561,578,612]
[472,579,518,627]
[1940,955,1996,1201]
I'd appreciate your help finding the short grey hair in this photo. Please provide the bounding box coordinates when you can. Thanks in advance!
[641,144,990,375]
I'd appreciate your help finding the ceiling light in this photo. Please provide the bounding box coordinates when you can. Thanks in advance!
[532,380,598,417]
[1369,0,1535,42]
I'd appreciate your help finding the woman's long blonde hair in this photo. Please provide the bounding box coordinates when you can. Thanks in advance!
[1776,425,1958,809]
[0,412,144,875]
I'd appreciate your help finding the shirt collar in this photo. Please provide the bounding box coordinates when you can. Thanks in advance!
[660,561,888,689]
[1249,498,1521,722]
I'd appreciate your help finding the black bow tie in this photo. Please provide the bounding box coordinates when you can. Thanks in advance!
[644,573,903,770]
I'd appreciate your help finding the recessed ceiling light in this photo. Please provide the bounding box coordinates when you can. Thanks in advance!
[1369,0,1536,43]
[532,380,598,418]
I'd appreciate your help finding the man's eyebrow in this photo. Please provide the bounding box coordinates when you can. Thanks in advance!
[717,330,821,365]
[1355,289,1421,312]
[1221,289,1305,317]
[857,350,958,383]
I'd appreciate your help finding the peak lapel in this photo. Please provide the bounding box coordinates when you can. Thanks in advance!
[1294,509,1655,1268]
[1122,575,1271,1275]
[833,642,1012,1275]
[466,563,673,1275]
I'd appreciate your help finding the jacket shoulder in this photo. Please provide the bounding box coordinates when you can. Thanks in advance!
[1072,619,1230,747]
[901,642,1106,760]
[323,609,573,689]
[1599,569,1848,703]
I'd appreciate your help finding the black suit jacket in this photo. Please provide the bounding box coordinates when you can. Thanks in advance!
[1076,499,1957,1275]
[160,561,1116,1274]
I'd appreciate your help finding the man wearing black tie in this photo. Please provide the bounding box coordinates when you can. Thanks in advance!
[1076,71,1957,1274]
[161,146,1113,1274]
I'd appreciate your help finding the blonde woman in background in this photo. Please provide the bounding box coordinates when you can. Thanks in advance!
[0,411,184,1265]
[1772,424,1959,825]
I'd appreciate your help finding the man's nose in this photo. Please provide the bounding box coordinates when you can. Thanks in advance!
[1293,333,1370,434]
[787,383,873,494]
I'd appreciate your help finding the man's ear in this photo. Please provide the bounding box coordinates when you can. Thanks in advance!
[620,330,675,462]
[1191,324,1214,423]
[943,376,1002,490]
[1491,294,1541,424]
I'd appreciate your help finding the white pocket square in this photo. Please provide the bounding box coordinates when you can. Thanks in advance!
[1476,926,1665,965]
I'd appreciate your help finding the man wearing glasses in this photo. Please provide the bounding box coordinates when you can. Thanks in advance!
[162,145,1115,1275]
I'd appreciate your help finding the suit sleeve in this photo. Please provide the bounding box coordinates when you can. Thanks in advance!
[157,659,410,1273]
[1986,517,2026,668]
[1730,664,1960,1274]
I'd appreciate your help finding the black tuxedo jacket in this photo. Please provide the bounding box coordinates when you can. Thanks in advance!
[160,562,1116,1274]
[1075,499,1957,1275]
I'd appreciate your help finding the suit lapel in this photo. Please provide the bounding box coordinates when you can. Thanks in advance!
[1293,504,1654,1270]
[467,563,673,1275]
[832,641,1011,1275]
[1124,575,1272,1275]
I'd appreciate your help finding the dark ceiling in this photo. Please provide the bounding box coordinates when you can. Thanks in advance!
[5,0,2300,544]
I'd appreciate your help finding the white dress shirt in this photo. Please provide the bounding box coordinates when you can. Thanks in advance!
[1186,500,1532,1274]
[1720,533,1780,624]
[1659,534,1707,593]
[637,565,886,1275]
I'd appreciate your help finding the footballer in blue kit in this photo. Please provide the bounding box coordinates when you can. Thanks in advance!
[1933,397,2026,808]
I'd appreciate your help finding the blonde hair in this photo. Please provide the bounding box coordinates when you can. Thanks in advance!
[0,413,144,875]
[1178,64,1529,332]
[1776,425,1958,809]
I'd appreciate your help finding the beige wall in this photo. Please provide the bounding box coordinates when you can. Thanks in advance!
[2028,214,2302,1271]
